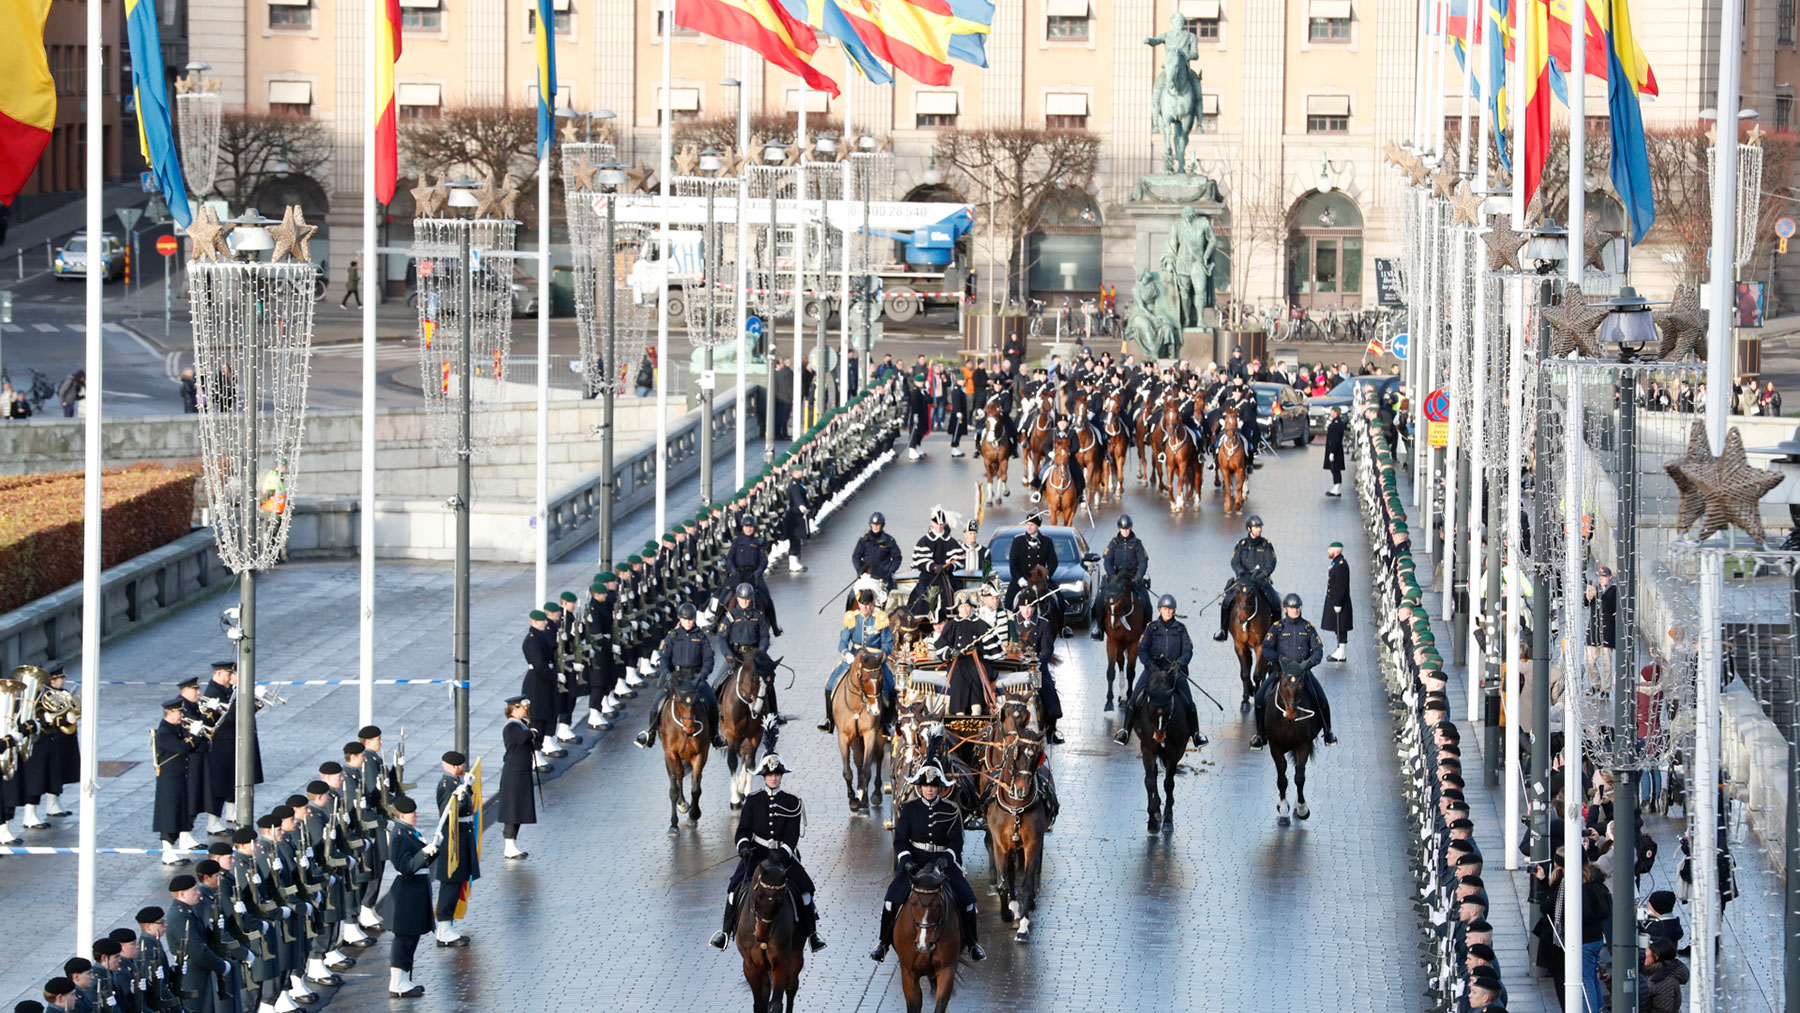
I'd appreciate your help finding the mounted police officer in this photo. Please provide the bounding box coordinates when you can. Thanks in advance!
[717,583,780,719]
[869,764,984,964]
[1214,515,1281,641]
[1113,595,1208,749]
[851,512,903,588]
[727,515,782,636]
[1008,511,1060,598]
[1093,513,1151,640]
[819,589,896,734]
[709,755,826,953]
[635,603,727,750]
[1249,593,1337,748]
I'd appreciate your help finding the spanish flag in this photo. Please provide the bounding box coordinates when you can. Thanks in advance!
[1522,0,1552,210]
[677,0,840,97]
[0,0,54,206]
[534,0,556,158]
[375,0,401,203]
[125,0,191,226]
[835,0,954,86]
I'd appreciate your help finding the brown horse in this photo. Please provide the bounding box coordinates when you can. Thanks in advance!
[1069,398,1107,515]
[975,399,1015,506]
[984,730,1048,943]
[1020,564,1065,641]
[1267,659,1324,826]
[1226,579,1275,712]
[660,675,716,835]
[1101,576,1147,712]
[893,859,961,1013]
[1156,397,1201,514]
[1214,409,1250,514]
[719,649,772,811]
[830,648,887,813]
[1099,390,1131,502]
[1126,663,1192,834]
[736,855,804,1013]
[1021,387,1056,494]
[1041,438,1080,527]
[1135,389,1163,485]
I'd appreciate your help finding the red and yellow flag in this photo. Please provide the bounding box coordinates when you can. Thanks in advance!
[676,0,840,96]
[375,0,402,203]
[1522,0,1552,209]
[0,0,55,206]
[835,0,954,86]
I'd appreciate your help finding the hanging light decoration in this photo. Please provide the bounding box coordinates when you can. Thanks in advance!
[175,62,223,198]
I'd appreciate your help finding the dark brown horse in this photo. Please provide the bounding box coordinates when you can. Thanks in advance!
[736,854,804,1013]
[1021,386,1056,492]
[1226,579,1274,712]
[1126,663,1192,834]
[659,675,715,835]
[1214,409,1249,514]
[976,398,1015,506]
[984,730,1048,943]
[1099,390,1131,502]
[719,649,772,811]
[1101,576,1147,712]
[1156,396,1201,514]
[1042,438,1080,527]
[1267,659,1323,825]
[1135,389,1164,486]
[1069,391,1107,514]
[893,859,961,1013]
[830,648,887,813]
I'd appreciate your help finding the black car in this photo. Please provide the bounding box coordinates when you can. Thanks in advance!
[1251,382,1313,448]
[987,525,1101,628]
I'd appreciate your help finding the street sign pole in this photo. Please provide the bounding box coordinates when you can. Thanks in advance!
[0,291,12,383]
[155,235,178,339]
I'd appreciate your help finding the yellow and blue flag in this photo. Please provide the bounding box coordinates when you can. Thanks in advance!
[783,0,893,84]
[124,0,190,226]
[947,0,992,68]
[1602,0,1653,242]
[1486,0,1510,172]
[534,0,556,158]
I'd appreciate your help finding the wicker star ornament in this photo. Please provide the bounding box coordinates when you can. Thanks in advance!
[569,158,598,191]
[673,144,700,178]
[1402,156,1430,188]
[185,205,233,262]
[1479,214,1527,272]
[1583,214,1619,270]
[1654,282,1707,361]
[1448,183,1485,228]
[412,175,448,218]
[1430,163,1460,200]
[1542,284,1608,358]
[1664,422,1783,544]
[268,205,317,263]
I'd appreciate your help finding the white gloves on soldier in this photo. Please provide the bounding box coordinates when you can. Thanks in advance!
[842,653,855,664]
[421,843,439,857]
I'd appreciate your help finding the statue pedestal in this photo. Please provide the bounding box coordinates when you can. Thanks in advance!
[1124,179,1225,360]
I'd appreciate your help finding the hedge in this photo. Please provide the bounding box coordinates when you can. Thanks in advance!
[0,464,199,614]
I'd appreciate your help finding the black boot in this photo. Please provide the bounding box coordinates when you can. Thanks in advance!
[1112,706,1132,746]
[710,893,737,949]
[1089,605,1105,640]
[634,695,665,748]
[880,689,897,734]
[962,908,985,961]
[709,708,727,749]
[1187,703,1207,748]
[1213,598,1231,641]
[870,909,896,962]
[1249,702,1267,749]
[818,686,835,732]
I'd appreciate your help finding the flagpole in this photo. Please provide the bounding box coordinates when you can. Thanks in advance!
[1566,2,1586,290]
[1431,0,1449,158]
[655,0,675,536]
[1443,0,1475,629]
[535,119,551,607]
[735,46,751,488]
[838,55,853,410]
[1412,0,1432,148]
[75,0,104,950]
[793,92,807,440]
[1503,0,1536,891]
[360,0,379,729]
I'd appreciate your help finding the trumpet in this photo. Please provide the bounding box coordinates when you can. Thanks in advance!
[254,686,288,709]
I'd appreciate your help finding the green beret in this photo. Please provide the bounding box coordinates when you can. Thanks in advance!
[543,600,562,613]
[559,591,578,602]
[615,563,632,573]
[627,554,643,564]
[661,534,676,544]
[643,540,658,552]
[589,583,606,593]
[528,609,548,621]
[601,574,618,585]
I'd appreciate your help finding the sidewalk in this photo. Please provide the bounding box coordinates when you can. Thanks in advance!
[0,438,772,1008]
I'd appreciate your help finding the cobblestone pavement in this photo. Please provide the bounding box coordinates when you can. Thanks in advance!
[2,434,1433,1011]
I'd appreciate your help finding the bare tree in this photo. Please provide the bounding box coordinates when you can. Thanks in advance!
[213,112,331,207]
[934,127,1102,304]
[400,106,538,189]
[673,113,844,156]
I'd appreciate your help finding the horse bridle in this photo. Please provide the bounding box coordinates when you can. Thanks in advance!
[750,871,790,946]
[670,681,705,739]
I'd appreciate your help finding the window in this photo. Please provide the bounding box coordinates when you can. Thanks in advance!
[1783,0,1796,46]
[1045,0,1088,40]
[268,80,312,117]
[915,91,958,129]
[1201,93,1220,132]
[526,0,572,36]
[654,11,697,37]
[397,83,441,120]
[1190,16,1219,39]
[267,0,312,30]
[1306,94,1349,133]
[1180,0,1220,40]
[1307,113,1347,132]
[1779,94,1794,133]
[399,0,441,32]
[654,84,701,124]
[1308,17,1349,40]
[1044,92,1088,130]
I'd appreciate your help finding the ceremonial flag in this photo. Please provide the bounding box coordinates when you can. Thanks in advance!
[834,0,954,86]
[0,0,54,206]
[534,0,556,158]
[1522,0,1552,209]
[124,0,191,227]
[947,0,993,67]
[676,0,840,96]
[1602,0,1654,242]
[1486,0,1511,171]
[1542,0,1657,99]
[1366,336,1385,359]
[453,759,484,919]
[375,0,401,203]
[783,0,893,85]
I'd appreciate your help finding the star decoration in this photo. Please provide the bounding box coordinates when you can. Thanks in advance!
[1542,283,1608,358]
[673,144,700,178]
[1654,281,1708,361]
[1401,155,1430,188]
[204,78,222,94]
[268,205,317,263]
[1747,123,1767,147]
[497,176,522,220]
[1430,163,1460,200]
[174,75,194,96]
[1448,182,1485,228]
[472,178,504,219]
[184,204,233,262]
[1664,423,1783,544]
[560,122,579,144]
[1479,213,1527,272]
[625,162,654,194]
[1582,213,1619,270]
[876,135,893,153]
[411,174,447,218]
[1382,140,1406,168]
[569,158,598,191]
[1705,124,1718,146]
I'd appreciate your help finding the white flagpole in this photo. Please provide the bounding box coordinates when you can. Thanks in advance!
[1503,0,1534,874]
[838,59,853,410]
[1465,0,1491,773]
[360,0,380,728]
[655,0,674,535]
[75,0,104,949]
[793,94,807,438]
[1443,1,1475,628]
[735,47,751,487]
[535,122,551,606]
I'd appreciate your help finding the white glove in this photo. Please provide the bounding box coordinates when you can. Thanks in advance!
[279,906,291,919]
[842,653,855,664]
[421,843,439,857]
[572,662,585,672]
[234,901,246,915]
[1016,577,1028,588]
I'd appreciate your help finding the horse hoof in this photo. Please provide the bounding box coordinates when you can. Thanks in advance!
[1294,805,1311,821]
[1146,820,1159,835]
[1239,699,1252,714]
[1104,698,1114,712]
[729,801,743,811]
[1162,813,1174,830]
[675,800,690,814]
[1277,815,1291,827]
[1014,928,1030,944]
[667,824,680,836]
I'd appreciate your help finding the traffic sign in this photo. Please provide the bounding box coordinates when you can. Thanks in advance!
[1427,421,1449,448]
[419,260,435,278]
[155,235,178,256]
[116,207,143,233]
[139,171,160,194]
[1392,332,1410,361]
[1423,388,1450,423]
[1777,217,1796,240]
[746,315,762,335]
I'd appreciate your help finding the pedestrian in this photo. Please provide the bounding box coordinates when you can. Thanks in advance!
[8,388,28,419]
[874,353,898,381]
[57,368,84,417]
[1321,541,1352,662]
[904,373,931,460]
[1760,380,1782,417]
[773,358,793,438]
[431,751,477,946]
[783,463,809,572]
[380,795,433,998]
[1585,566,1618,673]
[179,367,198,413]
[496,696,539,860]
[1322,405,1347,496]
[634,351,655,398]
[339,258,362,308]
[1580,859,1611,1013]
[1638,938,1688,1013]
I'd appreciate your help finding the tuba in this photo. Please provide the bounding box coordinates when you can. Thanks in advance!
[3,666,51,775]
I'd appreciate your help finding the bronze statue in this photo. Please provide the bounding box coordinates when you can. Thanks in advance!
[1145,12,1204,175]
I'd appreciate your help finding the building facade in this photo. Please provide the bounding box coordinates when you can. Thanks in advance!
[15,0,128,211]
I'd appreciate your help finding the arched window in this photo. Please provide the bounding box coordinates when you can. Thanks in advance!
[1026,187,1103,295]
[1286,189,1364,310]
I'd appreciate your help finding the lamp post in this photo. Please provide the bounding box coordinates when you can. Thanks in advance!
[723,77,747,487]
[811,133,838,423]
[447,178,479,758]
[761,139,788,460]
[856,133,879,370]
[176,62,221,199]
[698,146,725,505]
[596,161,628,570]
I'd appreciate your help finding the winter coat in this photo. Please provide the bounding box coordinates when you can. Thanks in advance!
[1637,958,1689,1013]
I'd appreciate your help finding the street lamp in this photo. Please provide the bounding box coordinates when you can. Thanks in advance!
[1596,286,1662,362]
[177,62,221,198]
[1316,154,1337,194]
[594,161,628,569]
[692,148,733,504]
[1525,218,1569,276]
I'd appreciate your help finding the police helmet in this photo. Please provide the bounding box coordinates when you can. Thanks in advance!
[869,511,886,527]
[1246,515,1264,529]
[676,603,698,621]
[735,583,755,601]
[1157,594,1178,611]
[1117,514,1134,530]
[738,515,756,530]
[1283,593,1303,610]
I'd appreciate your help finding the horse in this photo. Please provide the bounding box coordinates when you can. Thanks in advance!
[1134,389,1162,486]
[718,649,773,811]
[1156,396,1201,514]
[1069,395,1107,514]
[976,399,1015,506]
[1021,387,1056,498]
[1100,575,1147,711]
[830,648,887,813]
[1266,659,1324,826]
[983,730,1048,943]
[1226,579,1274,712]
[1020,564,1065,641]
[1042,438,1080,527]
[1214,409,1250,514]
[736,854,804,1013]
[1099,390,1132,502]
[893,858,961,1013]
[660,675,716,835]
[1127,663,1193,834]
